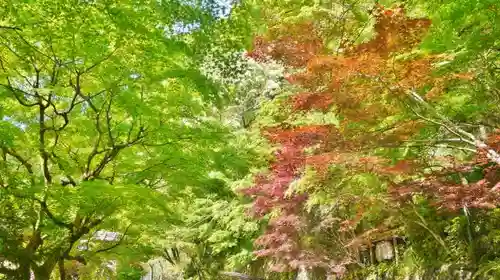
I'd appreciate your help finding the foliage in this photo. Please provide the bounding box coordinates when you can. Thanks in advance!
[240,0,500,278]
[0,0,255,279]
[202,53,285,128]
[0,0,498,279]
[160,196,262,278]
[117,266,144,280]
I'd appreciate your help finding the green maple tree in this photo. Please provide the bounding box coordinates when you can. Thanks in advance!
[0,1,254,279]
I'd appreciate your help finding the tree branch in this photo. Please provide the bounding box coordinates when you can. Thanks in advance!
[1,147,34,175]
[15,30,51,59]
[0,57,40,107]
[0,25,21,31]
[403,99,500,164]
[383,142,477,153]
[86,123,146,180]
[38,98,52,185]
[82,49,118,74]
[84,100,108,178]
[105,97,115,145]
[50,152,77,186]
[34,198,72,229]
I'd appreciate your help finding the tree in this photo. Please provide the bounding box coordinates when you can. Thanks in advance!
[241,1,499,278]
[0,1,250,279]
[161,196,263,279]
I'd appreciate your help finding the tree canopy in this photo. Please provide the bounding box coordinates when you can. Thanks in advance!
[0,0,499,279]
[237,0,500,278]
[0,0,255,279]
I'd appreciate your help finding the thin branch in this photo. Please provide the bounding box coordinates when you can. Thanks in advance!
[0,25,21,31]
[0,84,39,106]
[404,101,500,164]
[408,90,480,141]
[38,98,52,185]
[1,147,34,175]
[89,147,121,179]
[87,125,146,180]
[403,100,476,146]
[402,138,465,143]
[84,101,107,178]
[82,49,118,74]
[411,204,450,255]
[133,160,177,182]
[403,143,476,153]
[367,69,500,164]
[44,86,81,132]
[105,97,115,145]
[50,152,77,186]
[0,35,31,62]
[73,89,106,107]
[34,198,72,229]
[0,57,40,107]
[13,30,53,61]
[69,75,104,113]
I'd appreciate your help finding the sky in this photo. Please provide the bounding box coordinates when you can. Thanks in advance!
[171,0,235,34]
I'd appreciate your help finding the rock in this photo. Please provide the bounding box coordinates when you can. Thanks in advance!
[375,241,394,262]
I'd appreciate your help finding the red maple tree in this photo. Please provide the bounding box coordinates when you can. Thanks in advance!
[242,3,499,275]
[241,125,328,271]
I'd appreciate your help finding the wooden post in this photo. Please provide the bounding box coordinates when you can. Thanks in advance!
[369,241,375,265]
[393,237,399,265]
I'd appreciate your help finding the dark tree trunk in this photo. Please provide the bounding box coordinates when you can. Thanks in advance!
[17,261,33,280]
[33,269,52,280]
[58,259,66,280]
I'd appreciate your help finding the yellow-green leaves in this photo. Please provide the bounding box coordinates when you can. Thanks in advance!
[0,1,257,278]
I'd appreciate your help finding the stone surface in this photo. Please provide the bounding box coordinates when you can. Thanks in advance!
[375,241,394,262]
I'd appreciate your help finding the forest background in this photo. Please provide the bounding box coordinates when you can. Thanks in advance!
[0,0,499,279]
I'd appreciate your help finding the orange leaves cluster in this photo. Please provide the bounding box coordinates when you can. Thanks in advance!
[347,4,431,56]
[247,22,323,67]
[396,57,435,90]
[391,131,500,211]
[291,92,335,111]
[270,7,434,139]
[269,8,436,180]
[423,71,476,100]
[305,152,346,175]
[391,176,500,211]
[295,5,430,89]
[263,125,335,148]
[382,159,418,175]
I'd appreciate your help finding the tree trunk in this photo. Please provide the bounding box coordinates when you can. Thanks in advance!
[33,270,52,280]
[32,258,58,280]
[16,261,33,280]
[58,259,66,280]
